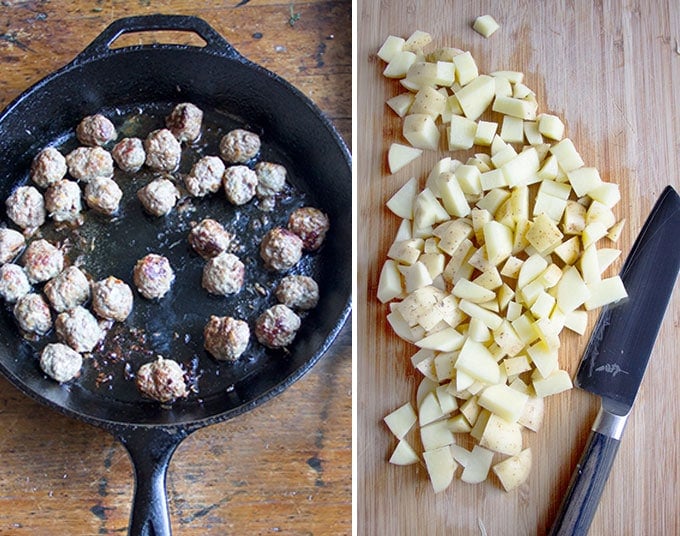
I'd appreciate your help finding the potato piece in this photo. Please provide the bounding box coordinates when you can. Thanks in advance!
[383,50,418,78]
[478,383,529,422]
[455,338,501,384]
[492,96,537,120]
[410,86,448,118]
[461,445,495,484]
[453,51,479,85]
[439,172,471,217]
[416,327,466,352]
[455,74,495,120]
[386,176,418,219]
[403,114,440,150]
[518,396,544,431]
[533,369,573,397]
[550,138,585,172]
[526,213,563,253]
[384,402,418,439]
[377,260,403,303]
[386,93,415,117]
[456,164,483,195]
[500,115,524,144]
[421,419,455,450]
[478,413,523,455]
[423,446,457,493]
[483,221,513,265]
[584,276,628,310]
[567,167,602,197]
[389,439,420,465]
[388,143,423,174]
[607,219,625,243]
[523,121,543,145]
[448,115,477,150]
[453,278,496,303]
[501,147,540,187]
[473,15,500,38]
[493,448,532,491]
[537,113,565,140]
[403,30,433,52]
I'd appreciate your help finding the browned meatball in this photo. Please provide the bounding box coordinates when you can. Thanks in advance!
[21,239,64,284]
[112,137,145,172]
[30,148,67,189]
[14,293,52,335]
[76,114,117,146]
[43,266,90,313]
[133,254,175,299]
[40,343,83,383]
[184,156,224,197]
[45,179,82,223]
[219,129,260,163]
[0,263,31,303]
[188,218,232,259]
[223,165,257,206]
[85,177,123,216]
[137,178,179,216]
[55,306,104,353]
[202,252,245,296]
[0,228,26,264]
[275,275,319,310]
[66,147,114,182]
[144,129,181,171]
[288,207,329,251]
[92,276,133,322]
[166,103,203,143]
[6,186,46,230]
[203,315,250,361]
[255,162,287,199]
[260,227,303,271]
[136,357,187,403]
[255,304,301,348]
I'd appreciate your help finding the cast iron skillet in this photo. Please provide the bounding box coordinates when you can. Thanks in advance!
[0,15,350,535]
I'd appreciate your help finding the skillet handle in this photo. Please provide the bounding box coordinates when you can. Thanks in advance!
[116,427,189,536]
[74,14,242,63]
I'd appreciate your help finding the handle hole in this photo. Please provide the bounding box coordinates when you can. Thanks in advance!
[109,30,207,50]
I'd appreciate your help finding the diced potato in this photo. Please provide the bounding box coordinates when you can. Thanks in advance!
[448,114,477,150]
[377,260,403,303]
[533,192,567,222]
[537,154,559,180]
[526,213,563,253]
[584,275,628,310]
[550,138,585,172]
[456,164,483,194]
[500,115,524,144]
[421,419,455,450]
[537,113,565,140]
[567,167,602,197]
[589,182,621,208]
[453,51,479,85]
[526,340,558,378]
[518,396,544,431]
[439,172,471,217]
[562,200,587,235]
[404,30,433,52]
[501,147,540,187]
[454,74,495,120]
[453,278,496,303]
[564,309,588,335]
[448,413,473,433]
[478,413,523,455]
[533,369,573,397]
[492,95,537,120]
[478,383,529,422]
[389,439,420,465]
[455,338,501,384]
[388,143,423,174]
[403,114,441,150]
[523,121,543,145]
[436,384,459,413]
[386,92,415,117]
[473,15,500,38]
[384,50,418,78]
[423,446,457,493]
[378,35,406,62]
[419,391,445,425]
[461,445,495,484]
[386,176,418,219]
[410,86,448,118]
[494,75,513,98]
[493,448,532,491]
[416,326,466,351]
[483,221,513,265]
[581,221,609,249]
[607,219,625,242]
[459,299,503,330]
[503,354,531,376]
[477,188,511,215]
[384,402,418,439]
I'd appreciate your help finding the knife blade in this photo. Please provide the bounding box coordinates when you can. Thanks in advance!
[549,185,680,536]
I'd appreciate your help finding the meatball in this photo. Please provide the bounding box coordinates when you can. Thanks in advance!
[0,228,26,264]
[0,263,30,303]
[136,357,187,403]
[66,146,114,182]
[92,276,133,322]
[223,165,257,206]
[255,304,301,348]
[259,227,303,271]
[144,129,181,171]
[43,266,90,313]
[184,156,224,197]
[14,293,52,335]
[204,315,250,362]
[166,102,203,143]
[44,179,82,223]
[133,254,174,299]
[6,186,46,230]
[255,162,287,199]
[112,137,145,172]
[188,218,232,259]
[137,178,179,217]
[219,129,260,163]
[30,148,67,188]
[76,114,117,146]
[85,177,123,216]
[40,343,82,383]
[21,239,64,284]
[202,252,245,296]
[55,305,104,353]
[275,275,319,311]
[288,207,330,251]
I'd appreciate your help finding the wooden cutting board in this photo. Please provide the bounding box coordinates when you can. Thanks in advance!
[357,1,680,534]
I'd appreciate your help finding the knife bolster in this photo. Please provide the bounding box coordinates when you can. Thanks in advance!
[592,403,629,440]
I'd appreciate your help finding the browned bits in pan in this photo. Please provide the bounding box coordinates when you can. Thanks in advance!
[203,315,250,361]
[136,356,188,403]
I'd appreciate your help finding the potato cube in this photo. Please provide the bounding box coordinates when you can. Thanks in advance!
[493,320,525,357]
[473,15,500,38]
[500,115,525,144]
[491,145,518,168]
[383,50,418,78]
[388,143,423,174]
[423,446,457,493]
[526,340,558,378]
[403,114,440,150]
[389,439,419,466]
[584,276,628,310]
[478,383,529,422]
[483,220,513,265]
[501,256,524,279]
[453,51,479,85]
[460,395,481,425]
[455,338,501,384]
[494,75,513,98]
[582,222,609,249]
[386,176,418,219]
[492,95,537,120]
[448,115,477,150]
[388,238,423,265]
[564,309,588,335]
[453,278,496,303]
[501,147,540,187]
[491,70,524,84]
[403,30,432,52]
[384,402,418,439]
[377,259,403,303]
[537,154,559,181]
[439,172,471,217]
[589,182,621,208]
[410,86,448,118]
[378,35,406,62]
[479,413,523,455]
[562,200,587,235]
[433,61,456,86]
[455,74,495,120]
[607,219,625,243]
[530,291,556,319]
[533,192,567,222]
[472,120,497,147]
[456,164,483,194]
[550,138,585,172]
[386,92,415,117]
[526,213,563,253]
[537,113,565,140]
[533,369,573,397]
[567,167,602,197]
[503,354,532,376]
[493,448,532,491]
[421,420,455,451]
[480,169,507,191]
[523,121,544,145]
[556,265,591,312]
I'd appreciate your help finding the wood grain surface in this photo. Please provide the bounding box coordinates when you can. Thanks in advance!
[0,2,351,535]
[357,1,680,535]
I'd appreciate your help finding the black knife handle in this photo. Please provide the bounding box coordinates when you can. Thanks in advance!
[548,430,621,536]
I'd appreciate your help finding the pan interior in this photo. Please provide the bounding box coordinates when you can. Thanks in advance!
[0,47,351,427]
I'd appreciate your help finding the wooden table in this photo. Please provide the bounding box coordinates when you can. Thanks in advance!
[0,2,351,535]
[358,1,680,535]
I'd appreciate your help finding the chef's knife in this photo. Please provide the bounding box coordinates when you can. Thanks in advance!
[549,185,680,536]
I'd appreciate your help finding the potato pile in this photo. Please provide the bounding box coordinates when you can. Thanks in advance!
[377,31,627,492]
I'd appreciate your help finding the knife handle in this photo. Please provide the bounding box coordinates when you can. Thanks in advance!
[548,429,621,536]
